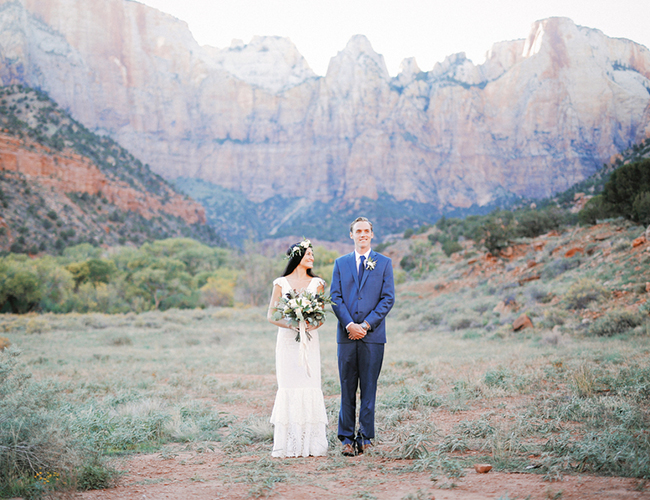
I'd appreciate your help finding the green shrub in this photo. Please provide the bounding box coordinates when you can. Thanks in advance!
[603,159,650,219]
[542,256,582,279]
[483,367,513,389]
[563,279,609,309]
[76,459,119,491]
[587,310,645,337]
[441,239,463,257]
[382,386,442,410]
[0,349,113,497]
[579,195,615,225]
[632,191,650,226]
[450,316,474,330]
[514,207,566,238]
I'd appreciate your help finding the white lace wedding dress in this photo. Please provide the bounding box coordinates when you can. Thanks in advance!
[269,276,328,458]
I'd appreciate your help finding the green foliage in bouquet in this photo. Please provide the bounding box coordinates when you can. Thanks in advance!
[272,289,334,342]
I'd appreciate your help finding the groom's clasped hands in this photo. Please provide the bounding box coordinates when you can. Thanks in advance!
[347,323,368,340]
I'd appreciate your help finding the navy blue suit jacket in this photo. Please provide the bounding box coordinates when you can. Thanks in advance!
[330,250,395,344]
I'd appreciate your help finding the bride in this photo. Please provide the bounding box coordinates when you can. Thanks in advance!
[266,239,328,458]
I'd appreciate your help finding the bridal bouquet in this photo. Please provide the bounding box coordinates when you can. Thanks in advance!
[273,289,334,342]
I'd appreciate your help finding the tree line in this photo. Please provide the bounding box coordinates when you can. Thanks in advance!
[0,238,338,314]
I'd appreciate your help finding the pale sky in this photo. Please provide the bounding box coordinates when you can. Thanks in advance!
[137,0,650,76]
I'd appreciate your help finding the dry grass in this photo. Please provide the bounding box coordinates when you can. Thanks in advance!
[2,220,650,497]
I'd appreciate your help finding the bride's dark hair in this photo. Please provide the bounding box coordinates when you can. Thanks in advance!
[282,242,317,277]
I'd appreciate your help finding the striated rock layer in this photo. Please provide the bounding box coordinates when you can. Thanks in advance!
[0,0,649,210]
[0,133,205,224]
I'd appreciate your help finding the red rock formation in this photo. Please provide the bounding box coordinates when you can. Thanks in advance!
[564,247,584,258]
[513,314,534,331]
[0,133,205,224]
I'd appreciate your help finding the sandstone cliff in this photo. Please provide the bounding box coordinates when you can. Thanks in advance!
[0,0,648,215]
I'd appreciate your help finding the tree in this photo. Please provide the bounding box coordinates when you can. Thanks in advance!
[0,265,42,313]
[602,158,650,221]
[129,258,191,309]
[66,258,116,291]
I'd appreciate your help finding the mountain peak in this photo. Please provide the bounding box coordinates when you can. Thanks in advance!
[326,34,389,82]
[213,35,316,93]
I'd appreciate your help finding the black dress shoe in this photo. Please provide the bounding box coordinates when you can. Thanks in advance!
[342,443,356,456]
[357,442,373,454]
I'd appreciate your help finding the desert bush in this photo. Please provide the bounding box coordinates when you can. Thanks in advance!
[441,239,463,257]
[542,256,582,279]
[222,417,273,453]
[563,278,609,309]
[449,316,475,330]
[25,318,48,334]
[483,367,513,389]
[514,207,566,238]
[612,238,631,253]
[390,421,438,459]
[579,195,614,225]
[587,310,645,337]
[537,393,650,478]
[602,158,650,223]
[410,450,465,479]
[475,211,515,254]
[455,416,494,438]
[400,240,436,276]
[0,348,118,497]
[381,385,442,410]
[632,191,650,225]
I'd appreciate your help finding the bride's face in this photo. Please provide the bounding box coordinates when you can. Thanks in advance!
[300,247,314,269]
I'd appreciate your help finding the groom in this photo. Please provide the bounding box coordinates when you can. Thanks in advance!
[331,217,395,456]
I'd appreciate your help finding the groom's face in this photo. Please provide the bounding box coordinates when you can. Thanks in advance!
[350,221,373,252]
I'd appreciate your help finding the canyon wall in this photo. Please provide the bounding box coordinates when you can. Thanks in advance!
[0,0,649,210]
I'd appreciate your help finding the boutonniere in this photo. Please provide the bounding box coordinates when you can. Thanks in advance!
[365,256,377,271]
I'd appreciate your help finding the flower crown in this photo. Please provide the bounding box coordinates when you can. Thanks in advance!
[286,238,313,260]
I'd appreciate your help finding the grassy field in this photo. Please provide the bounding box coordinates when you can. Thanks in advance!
[2,220,650,498]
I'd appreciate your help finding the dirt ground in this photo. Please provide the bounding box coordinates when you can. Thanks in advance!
[80,448,648,500]
[78,372,648,500]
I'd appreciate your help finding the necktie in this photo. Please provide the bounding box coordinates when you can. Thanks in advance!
[358,255,366,282]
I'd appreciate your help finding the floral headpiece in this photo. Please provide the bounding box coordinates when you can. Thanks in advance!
[286,238,313,260]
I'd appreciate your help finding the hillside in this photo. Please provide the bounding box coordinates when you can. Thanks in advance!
[386,217,649,347]
[0,85,224,254]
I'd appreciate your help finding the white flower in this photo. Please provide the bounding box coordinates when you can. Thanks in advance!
[365,256,377,270]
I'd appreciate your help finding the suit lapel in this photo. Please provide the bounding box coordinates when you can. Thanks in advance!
[347,252,360,289]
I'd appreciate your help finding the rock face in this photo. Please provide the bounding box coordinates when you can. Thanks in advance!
[0,133,205,224]
[0,0,649,210]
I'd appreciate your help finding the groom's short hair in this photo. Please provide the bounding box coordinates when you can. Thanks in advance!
[350,217,373,233]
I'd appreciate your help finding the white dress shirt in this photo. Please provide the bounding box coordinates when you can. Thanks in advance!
[346,249,372,331]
